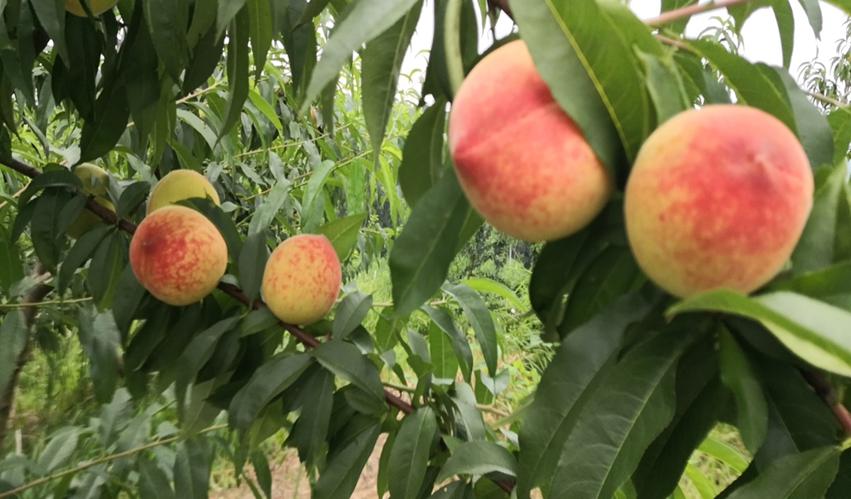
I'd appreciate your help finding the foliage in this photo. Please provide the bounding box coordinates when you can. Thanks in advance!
[0,0,849,498]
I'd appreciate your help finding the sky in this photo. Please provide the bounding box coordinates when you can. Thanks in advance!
[401,1,849,93]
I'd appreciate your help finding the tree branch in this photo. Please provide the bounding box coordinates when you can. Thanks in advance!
[0,158,414,416]
[644,0,753,27]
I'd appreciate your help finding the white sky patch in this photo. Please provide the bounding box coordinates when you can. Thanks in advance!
[399,1,849,95]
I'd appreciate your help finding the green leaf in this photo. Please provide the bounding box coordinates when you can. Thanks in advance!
[138,456,175,499]
[398,99,447,207]
[548,326,702,499]
[460,277,525,311]
[301,0,421,113]
[516,292,655,498]
[173,438,213,499]
[312,340,386,410]
[443,283,498,377]
[827,451,851,498]
[771,260,851,305]
[559,245,644,335]
[770,67,834,168]
[228,353,312,431]
[125,307,173,371]
[772,1,794,69]
[0,228,22,293]
[793,163,847,274]
[636,49,689,124]
[296,0,332,25]
[727,446,840,499]
[424,306,473,381]
[389,407,438,499]
[0,311,26,398]
[390,172,473,315]
[248,88,283,132]
[511,0,663,168]
[317,213,366,261]
[87,231,127,309]
[362,2,422,156]
[313,415,382,499]
[78,309,122,402]
[238,231,269,302]
[278,0,318,101]
[38,427,80,473]
[18,169,81,206]
[301,159,335,232]
[30,0,67,63]
[248,180,290,237]
[429,319,459,380]
[719,326,767,453]
[217,0,248,37]
[670,290,851,377]
[221,9,250,138]
[117,181,150,219]
[79,77,131,162]
[183,26,225,94]
[144,0,190,82]
[333,291,373,339]
[175,317,241,416]
[288,367,334,468]
[247,0,273,79]
[797,0,822,37]
[436,441,517,482]
[698,434,750,474]
[57,225,111,293]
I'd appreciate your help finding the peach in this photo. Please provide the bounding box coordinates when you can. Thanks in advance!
[66,0,117,16]
[261,235,341,325]
[147,170,220,215]
[67,163,115,238]
[448,40,612,242]
[624,105,813,298]
[130,205,227,306]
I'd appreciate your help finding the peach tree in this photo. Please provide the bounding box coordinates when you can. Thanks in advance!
[0,0,850,498]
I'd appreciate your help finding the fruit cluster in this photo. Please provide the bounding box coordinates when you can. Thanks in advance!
[449,40,814,298]
[71,166,342,325]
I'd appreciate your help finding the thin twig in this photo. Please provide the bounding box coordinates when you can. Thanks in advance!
[0,297,92,309]
[0,423,228,498]
[806,90,848,109]
[644,0,753,27]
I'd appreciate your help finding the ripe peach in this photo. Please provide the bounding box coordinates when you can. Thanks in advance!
[448,40,612,242]
[261,235,342,325]
[147,170,220,215]
[67,163,115,238]
[66,0,117,16]
[130,205,227,306]
[624,105,813,298]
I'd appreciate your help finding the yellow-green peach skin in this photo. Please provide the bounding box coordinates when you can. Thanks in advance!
[147,169,220,214]
[67,163,115,239]
[66,0,117,16]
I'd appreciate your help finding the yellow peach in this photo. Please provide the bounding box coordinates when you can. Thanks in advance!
[261,235,342,325]
[130,205,227,306]
[448,40,612,242]
[67,163,114,238]
[624,105,814,297]
[147,170,220,215]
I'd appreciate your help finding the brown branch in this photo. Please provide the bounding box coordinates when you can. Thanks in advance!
[801,370,851,437]
[0,264,51,448]
[0,157,414,416]
[644,0,753,27]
